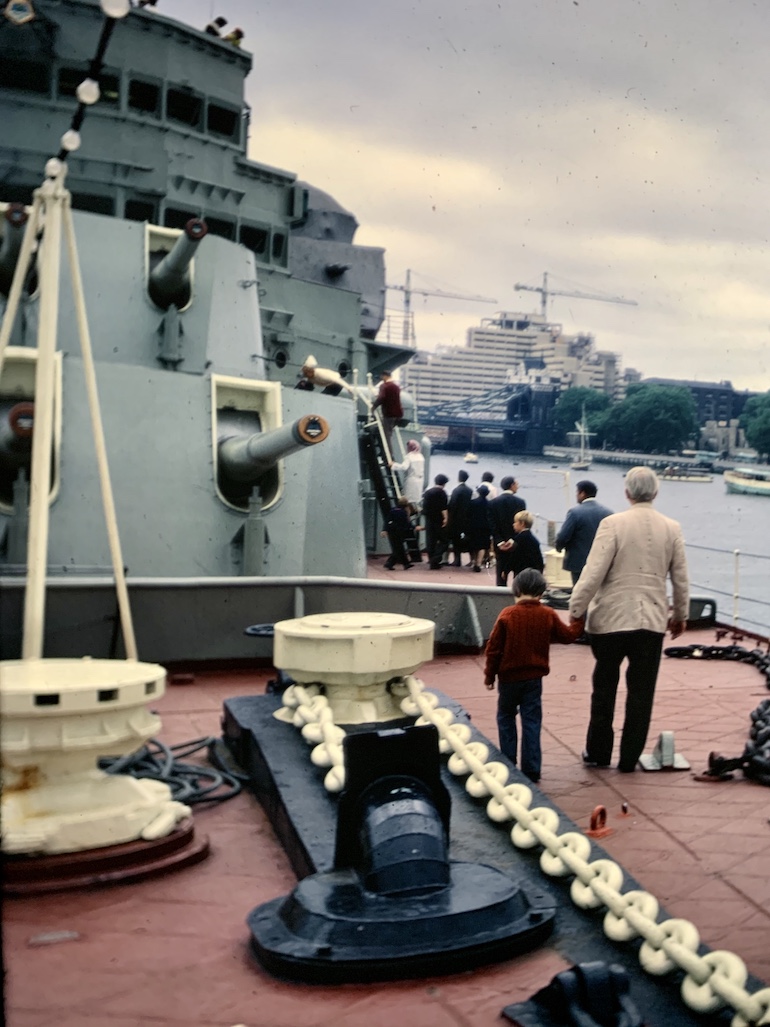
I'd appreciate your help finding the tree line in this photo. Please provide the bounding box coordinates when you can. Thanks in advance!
[553,384,770,458]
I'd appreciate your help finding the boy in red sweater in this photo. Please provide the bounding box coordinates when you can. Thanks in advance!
[484,568,584,783]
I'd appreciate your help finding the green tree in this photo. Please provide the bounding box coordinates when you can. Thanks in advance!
[603,384,698,453]
[552,387,611,441]
[740,392,770,458]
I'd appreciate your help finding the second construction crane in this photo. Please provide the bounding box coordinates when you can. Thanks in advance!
[387,269,497,345]
[514,272,637,318]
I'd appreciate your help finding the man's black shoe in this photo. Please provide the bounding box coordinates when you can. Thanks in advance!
[383,561,395,570]
[575,634,591,645]
[582,751,610,768]
[617,763,637,773]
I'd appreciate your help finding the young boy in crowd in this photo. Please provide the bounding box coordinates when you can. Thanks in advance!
[510,510,544,576]
[484,569,584,782]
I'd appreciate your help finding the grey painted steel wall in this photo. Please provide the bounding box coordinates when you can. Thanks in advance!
[0,576,512,663]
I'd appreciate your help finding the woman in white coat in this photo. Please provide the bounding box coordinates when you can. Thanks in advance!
[390,439,425,512]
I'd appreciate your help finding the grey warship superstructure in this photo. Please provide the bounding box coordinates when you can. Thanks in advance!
[0,0,437,660]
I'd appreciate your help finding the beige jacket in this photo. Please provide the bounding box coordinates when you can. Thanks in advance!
[569,502,689,635]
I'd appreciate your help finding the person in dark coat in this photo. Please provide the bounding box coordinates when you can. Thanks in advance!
[205,15,227,35]
[382,496,413,570]
[371,370,403,459]
[447,469,473,566]
[422,474,449,569]
[554,480,613,585]
[510,511,544,577]
[488,475,526,587]
[466,483,491,572]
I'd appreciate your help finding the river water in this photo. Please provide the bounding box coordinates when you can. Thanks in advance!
[428,451,770,637]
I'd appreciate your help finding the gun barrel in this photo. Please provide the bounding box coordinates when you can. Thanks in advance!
[218,415,330,484]
[0,204,29,296]
[148,218,207,310]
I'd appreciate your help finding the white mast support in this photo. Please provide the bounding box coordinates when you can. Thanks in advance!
[22,176,65,659]
[0,195,43,377]
[62,196,138,660]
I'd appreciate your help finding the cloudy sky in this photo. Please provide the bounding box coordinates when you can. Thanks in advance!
[156,0,770,392]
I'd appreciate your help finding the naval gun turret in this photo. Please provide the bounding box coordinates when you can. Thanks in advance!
[148,218,208,311]
[217,413,330,510]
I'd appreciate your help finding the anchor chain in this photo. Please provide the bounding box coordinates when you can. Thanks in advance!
[665,644,770,785]
[277,676,770,1025]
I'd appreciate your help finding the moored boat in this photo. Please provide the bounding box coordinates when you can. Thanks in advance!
[567,407,593,471]
[660,464,714,482]
[724,465,770,495]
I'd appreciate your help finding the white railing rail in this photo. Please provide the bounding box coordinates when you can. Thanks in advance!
[685,543,770,635]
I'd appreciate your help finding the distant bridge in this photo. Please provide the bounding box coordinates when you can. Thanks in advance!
[419,382,559,454]
[420,382,531,430]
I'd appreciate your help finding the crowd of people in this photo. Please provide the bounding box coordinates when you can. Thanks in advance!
[373,369,688,783]
[385,459,544,580]
[383,446,689,786]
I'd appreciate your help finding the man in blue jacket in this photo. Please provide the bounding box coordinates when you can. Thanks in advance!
[555,480,612,585]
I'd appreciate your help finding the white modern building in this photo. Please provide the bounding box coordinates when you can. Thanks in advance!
[401,311,639,413]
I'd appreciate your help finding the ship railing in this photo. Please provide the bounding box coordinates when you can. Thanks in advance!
[685,542,770,636]
[535,516,770,638]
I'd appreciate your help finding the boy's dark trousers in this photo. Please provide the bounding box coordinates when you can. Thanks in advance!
[497,677,542,782]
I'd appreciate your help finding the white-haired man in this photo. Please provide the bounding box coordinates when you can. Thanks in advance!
[569,466,689,773]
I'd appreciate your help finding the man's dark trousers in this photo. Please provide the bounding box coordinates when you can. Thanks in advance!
[585,629,664,770]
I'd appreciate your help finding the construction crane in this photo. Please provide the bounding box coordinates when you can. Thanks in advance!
[386,269,498,345]
[513,272,637,318]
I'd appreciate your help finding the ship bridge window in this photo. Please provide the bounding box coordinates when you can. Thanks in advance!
[163,207,198,230]
[58,66,119,105]
[0,58,50,95]
[206,217,235,241]
[207,103,240,141]
[166,87,203,130]
[125,196,158,223]
[129,78,160,116]
[71,194,115,216]
[239,224,268,256]
[271,232,287,266]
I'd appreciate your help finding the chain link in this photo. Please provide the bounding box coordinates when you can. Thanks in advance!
[275,676,770,1025]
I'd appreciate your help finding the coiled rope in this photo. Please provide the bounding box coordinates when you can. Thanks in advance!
[99,737,244,805]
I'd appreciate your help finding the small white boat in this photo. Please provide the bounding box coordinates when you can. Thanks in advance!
[464,452,479,463]
[660,465,713,482]
[567,407,594,471]
[724,466,770,496]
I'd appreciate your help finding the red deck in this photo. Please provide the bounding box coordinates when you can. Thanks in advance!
[4,562,769,1026]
